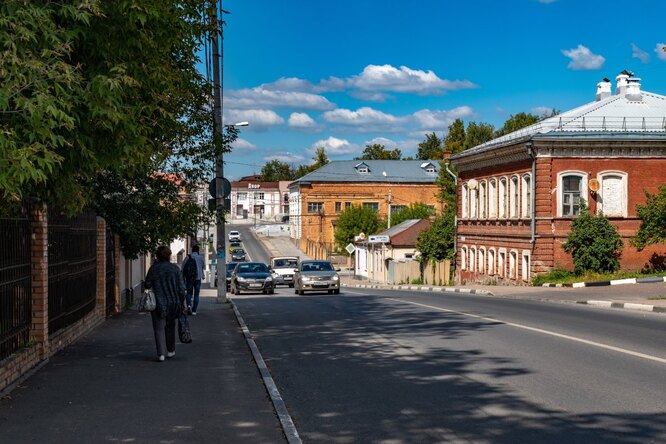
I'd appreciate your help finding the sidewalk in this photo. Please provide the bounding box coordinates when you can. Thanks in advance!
[0,290,286,443]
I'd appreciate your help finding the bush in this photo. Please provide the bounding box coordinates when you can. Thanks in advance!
[562,200,623,274]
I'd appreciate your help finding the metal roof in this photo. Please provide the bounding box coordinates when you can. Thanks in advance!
[290,160,440,185]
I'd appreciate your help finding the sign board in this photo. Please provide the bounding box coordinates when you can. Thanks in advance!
[208,178,231,199]
[216,251,225,259]
[368,235,390,244]
[345,243,356,254]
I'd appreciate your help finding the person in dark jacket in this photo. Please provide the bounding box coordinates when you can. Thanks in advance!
[144,246,186,362]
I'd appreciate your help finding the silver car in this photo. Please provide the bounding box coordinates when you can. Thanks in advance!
[294,260,340,295]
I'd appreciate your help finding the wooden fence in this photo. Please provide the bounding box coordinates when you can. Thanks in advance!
[391,259,450,286]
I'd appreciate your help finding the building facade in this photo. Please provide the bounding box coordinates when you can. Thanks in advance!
[289,160,443,259]
[449,72,666,285]
[228,175,290,223]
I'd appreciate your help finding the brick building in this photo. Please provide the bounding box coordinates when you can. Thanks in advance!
[288,160,443,259]
[449,72,666,285]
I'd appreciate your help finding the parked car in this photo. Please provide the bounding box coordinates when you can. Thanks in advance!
[294,260,340,295]
[230,262,275,295]
[228,241,242,253]
[230,248,246,262]
[228,230,241,241]
[225,262,239,286]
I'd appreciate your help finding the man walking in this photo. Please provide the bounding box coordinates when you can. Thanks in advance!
[182,245,205,315]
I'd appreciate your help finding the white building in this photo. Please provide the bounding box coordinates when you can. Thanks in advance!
[229,175,290,223]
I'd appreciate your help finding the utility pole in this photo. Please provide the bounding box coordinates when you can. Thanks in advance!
[211,0,227,303]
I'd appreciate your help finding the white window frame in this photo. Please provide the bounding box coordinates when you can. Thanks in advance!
[470,187,478,219]
[557,171,588,217]
[461,183,469,219]
[521,173,532,219]
[498,177,508,219]
[478,247,485,274]
[522,250,531,282]
[461,246,467,270]
[487,248,496,275]
[488,178,497,219]
[479,180,487,219]
[597,171,628,217]
[510,175,519,219]
[469,247,476,272]
[498,248,506,277]
[509,250,518,279]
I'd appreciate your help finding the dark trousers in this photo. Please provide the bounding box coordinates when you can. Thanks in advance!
[186,279,202,312]
[151,311,176,357]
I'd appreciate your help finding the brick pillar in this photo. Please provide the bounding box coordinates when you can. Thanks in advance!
[96,218,106,317]
[30,203,49,359]
[114,233,121,312]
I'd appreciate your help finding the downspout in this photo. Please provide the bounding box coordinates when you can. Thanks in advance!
[527,142,536,244]
[444,161,458,276]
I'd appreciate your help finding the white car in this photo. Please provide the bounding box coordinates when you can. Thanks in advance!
[228,230,241,241]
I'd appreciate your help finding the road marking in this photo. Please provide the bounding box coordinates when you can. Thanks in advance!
[386,298,666,364]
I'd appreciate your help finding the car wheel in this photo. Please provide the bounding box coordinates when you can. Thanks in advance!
[269,289,275,295]
[298,289,304,295]
[294,287,299,294]
[334,289,340,295]
[328,290,333,294]
[288,283,294,288]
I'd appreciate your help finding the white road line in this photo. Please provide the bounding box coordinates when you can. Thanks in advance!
[386,298,666,364]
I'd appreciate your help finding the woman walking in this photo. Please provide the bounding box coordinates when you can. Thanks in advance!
[144,246,186,361]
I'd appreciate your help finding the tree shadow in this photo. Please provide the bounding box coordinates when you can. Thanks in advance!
[643,252,666,272]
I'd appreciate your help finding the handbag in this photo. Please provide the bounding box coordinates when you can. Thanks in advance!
[138,290,156,312]
[178,311,192,343]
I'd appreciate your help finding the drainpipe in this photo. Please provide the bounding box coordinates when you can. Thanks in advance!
[527,142,536,244]
[444,161,458,274]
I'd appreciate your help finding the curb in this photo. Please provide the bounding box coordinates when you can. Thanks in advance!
[342,283,494,296]
[578,300,666,313]
[542,276,666,288]
[229,300,302,444]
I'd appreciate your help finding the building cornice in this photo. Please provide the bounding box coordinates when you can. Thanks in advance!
[452,144,531,173]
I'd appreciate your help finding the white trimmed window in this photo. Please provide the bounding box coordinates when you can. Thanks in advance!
[558,171,587,217]
[509,250,518,279]
[488,248,496,275]
[488,178,497,218]
[521,173,532,219]
[522,250,531,282]
[479,180,487,219]
[469,247,476,272]
[470,188,478,219]
[598,171,628,217]
[499,177,508,219]
[510,175,519,218]
[461,246,467,270]
[462,183,469,219]
[498,248,506,277]
[478,247,485,274]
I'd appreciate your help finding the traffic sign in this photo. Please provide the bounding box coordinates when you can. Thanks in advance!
[345,243,356,254]
[368,235,390,244]
[208,178,231,199]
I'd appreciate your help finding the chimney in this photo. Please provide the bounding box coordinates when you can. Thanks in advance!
[596,78,612,101]
[625,76,642,101]
[615,70,633,95]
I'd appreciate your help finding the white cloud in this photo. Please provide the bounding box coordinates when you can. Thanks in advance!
[411,106,474,130]
[265,152,305,163]
[322,107,399,127]
[288,112,317,129]
[655,43,666,61]
[631,44,650,63]
[346,64,477,94]
[231,138,256,151]
[349,90,391,102]
[531,106,553,116]
[308,136,358,155]
[562,45,605,70]
[226,87,335,110]
[260,77,316,92]
[225,109,285,131]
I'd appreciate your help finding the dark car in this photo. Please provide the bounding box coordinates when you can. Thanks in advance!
[228,241,242,253]
[294,260,340,295]
[225,262,239,285]
[230,262,275,295]
[230,248,246,262]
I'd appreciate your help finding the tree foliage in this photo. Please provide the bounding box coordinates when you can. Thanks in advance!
[260,159,296,182]
[562,201,624,274]
[334,205,380,250]
[416,208,456,262]
[356,143,402,160]
[391,202,435,227]
[417,133,444,160]
[494,112,540,137]
[444,119,466,155]
[632,186,666,251]
[465,122,495,149]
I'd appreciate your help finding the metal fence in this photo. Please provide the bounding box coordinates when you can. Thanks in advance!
[105,229,116,316]
[48,211,97,335]
[0,211,32,361]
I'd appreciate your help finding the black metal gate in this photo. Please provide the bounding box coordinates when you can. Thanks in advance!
[0,210,32,361]
[48,210,97,335]
[105,229,116,316]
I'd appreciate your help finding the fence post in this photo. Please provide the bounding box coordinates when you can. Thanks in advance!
[96,218,106,317]
[30,203,49,359]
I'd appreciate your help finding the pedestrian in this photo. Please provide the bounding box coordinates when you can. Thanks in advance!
[182,245,205,315]
[145,245,186,362]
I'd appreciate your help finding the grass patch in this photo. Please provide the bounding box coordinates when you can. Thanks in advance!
[532,268,666,286]
[648,296,666,300]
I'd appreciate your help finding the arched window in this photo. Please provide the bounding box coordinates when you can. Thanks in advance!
[462,183,469,219]
[478,247,485,274]
[522,250,531,282]
[510,175,519,218]
[461,246,468,270]
[470,187,478,219]
[487,248,496,275]
[597,171,628,217]
[521,174,532,219]
[479,180,487,219]
[488,179,497,218]
[469,247,476,272]
[557,171,587,217]
[499,177,508,219]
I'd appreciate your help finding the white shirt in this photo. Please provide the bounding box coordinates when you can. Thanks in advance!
[190,252,205,280]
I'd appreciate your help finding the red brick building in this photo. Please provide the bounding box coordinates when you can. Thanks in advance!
[449,72,666,285]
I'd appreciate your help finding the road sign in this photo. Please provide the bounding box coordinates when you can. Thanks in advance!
[368,235,390,244]
[208,178,231,199]
[345,243,356,254]
[216,251,225,259]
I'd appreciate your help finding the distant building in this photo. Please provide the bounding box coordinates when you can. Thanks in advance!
[229,175,290,223]
[289,160,443,259]
[449,72,666,285]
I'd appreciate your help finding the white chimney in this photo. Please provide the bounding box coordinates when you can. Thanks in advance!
[615,70,632,95]
[596,79,612,101]
[626,77,642,101]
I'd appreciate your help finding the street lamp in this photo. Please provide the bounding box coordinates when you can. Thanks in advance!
[382,171,392,228]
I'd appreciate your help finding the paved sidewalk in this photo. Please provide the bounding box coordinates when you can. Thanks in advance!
[0,291,286,443]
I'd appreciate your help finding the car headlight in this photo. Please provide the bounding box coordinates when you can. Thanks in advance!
[236,276,247,282]
[301,276,313,282]
[265,276,273,282]
[332,275,339,281]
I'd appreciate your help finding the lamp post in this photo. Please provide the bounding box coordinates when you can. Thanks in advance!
[382,171,392,228]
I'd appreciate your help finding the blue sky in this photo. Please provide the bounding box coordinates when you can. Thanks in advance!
[217,0,666,179]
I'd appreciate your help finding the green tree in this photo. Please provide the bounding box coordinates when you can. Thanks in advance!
[334,205,380,250]
[465,122,495,149]
[391,202,435,226]
[416,208,456,262]
[632,186,666,251]
[260,160,296,182]
[562,200,624,274]
[495,112,540,137]
[417,133,444,160]
[294,147,330,178]
[444,119,466,154]
[356,143,402,160]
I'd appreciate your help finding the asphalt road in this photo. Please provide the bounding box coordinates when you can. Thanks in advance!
[233,286,666,443]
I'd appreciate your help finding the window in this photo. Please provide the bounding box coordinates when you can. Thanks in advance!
[391,205,405,214]
[522,174,532,219]
[470,188,478,219]
[237,192,247,200]
[426,165,436,173]
[510,176,519,218]
[488,179,497,218]
[255,192,264,200]
[598,172,627,217]
[469,247,476,272]
[479,180,487,219]
[335,202,342,213]
[462,183,469,219]
[498,248,506,277]
[522,251,531,282]
[509,250,518,279]
[307,202,323,213]
[235,205,243,216]
[363,202,379,212]
[345,201,352,209]
[478,247,485,274]
[558,172,587,217]
[461,246,467,270]
[488,248,495,275]
[499,177,508,219]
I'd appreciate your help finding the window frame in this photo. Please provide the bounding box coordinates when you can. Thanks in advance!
[335,202,342,213]
[510,175,519,219]
[557,171,588,217]
[597,171,628,217]
[509,250,518,279]
[488,178,497,219]
[498,177,508,219]
[461,246,467,270]
[521,250,531,282]
[521,173,532,219]
[487,248,496,275]
[363,202,379,212]
[498,248,506,277]
[478,247,485,274]
[469,246,476,272]
[307,202,324,214]
[462,183,469,219]
[479,180,487,219]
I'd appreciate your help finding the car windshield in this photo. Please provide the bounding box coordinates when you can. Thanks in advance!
[274,259,298,268]
[226,263,237,271]
[301,261,334,272]
[237,263,268,273]
[232,249,245,254]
